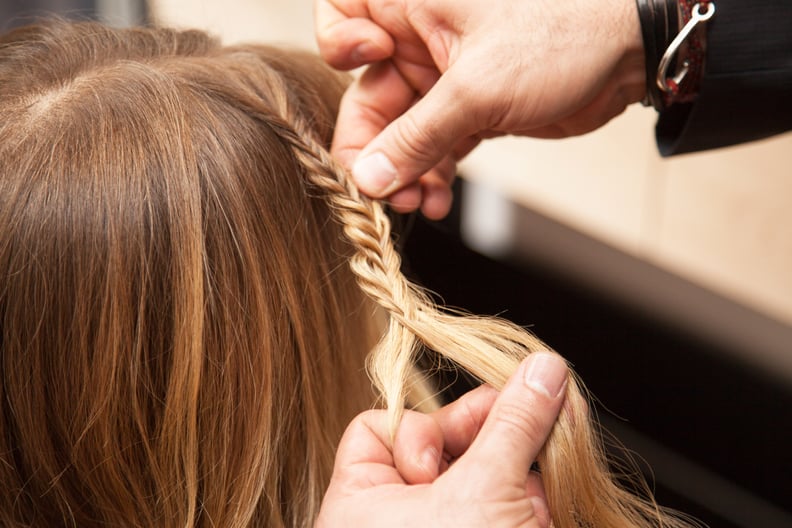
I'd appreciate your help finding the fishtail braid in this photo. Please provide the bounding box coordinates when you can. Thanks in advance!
[226,57,696,528]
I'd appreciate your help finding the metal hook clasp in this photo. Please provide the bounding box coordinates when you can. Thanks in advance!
[656,2,716,93]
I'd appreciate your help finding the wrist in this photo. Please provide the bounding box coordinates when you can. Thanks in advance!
[616,0,649,105]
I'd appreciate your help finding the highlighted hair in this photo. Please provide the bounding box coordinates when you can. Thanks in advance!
[0,20,695,528]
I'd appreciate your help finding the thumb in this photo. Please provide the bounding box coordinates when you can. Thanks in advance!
[352,71,479,198]
[453,352,568,484]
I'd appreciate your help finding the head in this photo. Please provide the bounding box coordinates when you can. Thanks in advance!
[0,19,695,528]
[0,20,376,527]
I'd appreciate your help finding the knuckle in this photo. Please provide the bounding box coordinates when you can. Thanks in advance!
[492,400,546,444]
[456,397,486,440]
[392,112,445,166]
[345,409,383,434]
[335,463,379,491]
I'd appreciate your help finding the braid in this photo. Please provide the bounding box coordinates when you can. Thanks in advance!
[267,113,426,422]
[252,67,696,528]
[271,105,546,405]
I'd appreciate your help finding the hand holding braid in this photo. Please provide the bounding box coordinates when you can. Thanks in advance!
[264,90,695,527]
[315,0,646,219]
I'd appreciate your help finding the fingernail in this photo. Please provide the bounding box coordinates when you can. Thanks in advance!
[351,40,378,63]
[353,152,398,195]
[523,353,567,399]
[420,446,440,475]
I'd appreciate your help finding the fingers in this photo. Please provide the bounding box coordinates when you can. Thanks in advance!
[392,383,505,485]
[526,471,552,528]
[332,61,458,219]
[331,61,413,171]
[314,0,394,69]
[332,410,406,488]
[386,160,455,219]
[333,353,567,494]
[453,352,568,484]
[417,158,455,219]
[321,4,470,219]
[386,181,423,214]
[332,408,447,488]
[392,411,445,484]
[350,71,476,201]
[320,409,433,528]
[391,383,502,486]
[429,384,499,459]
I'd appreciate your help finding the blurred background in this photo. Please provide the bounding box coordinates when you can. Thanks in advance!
[2,1,791,526]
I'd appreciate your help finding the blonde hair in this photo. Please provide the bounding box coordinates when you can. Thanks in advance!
[0,20,695,528]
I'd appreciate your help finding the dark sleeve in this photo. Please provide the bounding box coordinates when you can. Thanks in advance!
[656,0,792,156]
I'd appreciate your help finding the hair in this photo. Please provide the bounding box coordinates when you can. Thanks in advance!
[0,20,696,528]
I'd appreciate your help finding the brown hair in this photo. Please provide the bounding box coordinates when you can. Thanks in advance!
[0,20,696,528]
[0,20,377,527]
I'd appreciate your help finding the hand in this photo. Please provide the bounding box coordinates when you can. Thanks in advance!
[316,352,568,527]
[316,0,646,219]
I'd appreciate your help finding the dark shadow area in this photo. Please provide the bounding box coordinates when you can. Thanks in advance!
[2,0,94,29]
[1,0,147,30]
